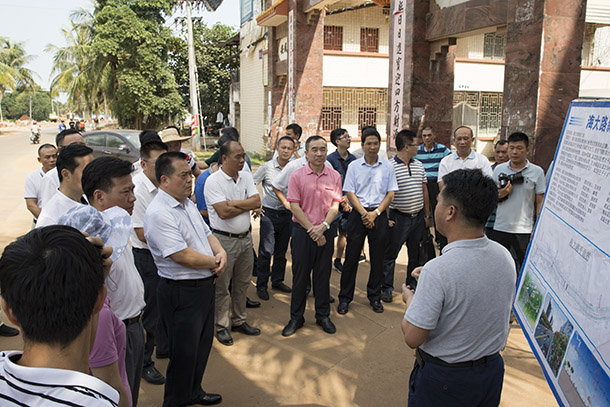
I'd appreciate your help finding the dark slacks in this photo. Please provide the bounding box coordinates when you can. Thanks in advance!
[383,210,425,290]
[256,207,292,288]
[124,320,144,406]
[487,230,530,276]
[289,223,334,322]
[133,248,168,368]
[426,179,446,248]
[408,353,504,407]
[158,278,215,407]
[339,209,388,304]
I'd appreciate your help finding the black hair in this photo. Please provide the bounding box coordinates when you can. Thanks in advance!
[219,140,241,160]
[81,157,133,201]
[0,225,105,347]
[395,129,417,151]
[277,136,296,148]
[286,123,302,137]
[139,129,159,144]
[38,143,56,155]
[361,126,381,144]
[441,169,498,228]
[56,144,93,182]
[155,151,187,183]
[495,140,508,148]
[305,135,326,151]
[140,141,168,159]
[422,126,435,133]
[220,127,240,142]
[55,128,81,147]
[508,132,529,147]
[330,128,348,146]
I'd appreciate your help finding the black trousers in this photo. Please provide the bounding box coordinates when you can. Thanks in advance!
[487,230,530,276]
[256,207,292,288]
[133,248,168,368]
[426,179,447,248]
[339,209,388,304]
[383,210,425,290]
[289,224,334,322]
[158,278,215,407]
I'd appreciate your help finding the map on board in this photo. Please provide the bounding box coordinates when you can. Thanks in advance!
[515,100,610,407]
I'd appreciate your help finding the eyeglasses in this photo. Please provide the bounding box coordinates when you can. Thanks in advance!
[338,135,351,141]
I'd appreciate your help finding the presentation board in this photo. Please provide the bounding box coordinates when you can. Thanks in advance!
[515,100,610,406]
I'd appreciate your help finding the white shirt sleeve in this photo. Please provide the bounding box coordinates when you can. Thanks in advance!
[437,156,450,181]
[203,175,226,206]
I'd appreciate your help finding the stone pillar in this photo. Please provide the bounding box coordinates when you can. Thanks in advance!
[389,0,455,149]
[502,0,586,170]
[269,0,324,146]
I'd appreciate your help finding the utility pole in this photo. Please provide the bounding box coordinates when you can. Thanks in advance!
[185,0,200,152]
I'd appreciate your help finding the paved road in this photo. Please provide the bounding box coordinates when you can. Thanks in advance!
[0,125,58,250]
[0,127,557,406]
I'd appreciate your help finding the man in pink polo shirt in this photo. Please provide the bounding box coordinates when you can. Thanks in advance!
[282,136,343,337]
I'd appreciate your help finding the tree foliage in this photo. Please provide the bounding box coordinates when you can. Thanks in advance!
[0,37,38,120]
[169,22,238,126]
[2,89,52,121]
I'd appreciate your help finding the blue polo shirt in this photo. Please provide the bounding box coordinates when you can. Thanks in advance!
[415,142,451,180]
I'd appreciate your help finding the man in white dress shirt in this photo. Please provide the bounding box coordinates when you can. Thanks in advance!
[24,143,57,222]
[145,152,226,407]
[204,141,262,346]
[36,144,93,228]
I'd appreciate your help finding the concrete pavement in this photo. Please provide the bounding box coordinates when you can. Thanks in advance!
[0,127,557,406]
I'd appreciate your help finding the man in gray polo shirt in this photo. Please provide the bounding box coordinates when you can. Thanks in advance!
[491,132,545,274]
[401,169,515,406]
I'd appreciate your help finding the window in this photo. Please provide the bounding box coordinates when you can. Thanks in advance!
[324,26,343,51]
[483,32,505,60]
[360,28,379,53]
[322,107,342,131]
[85,134,105,147]
[107,135,125,148]
[358,107,376,129]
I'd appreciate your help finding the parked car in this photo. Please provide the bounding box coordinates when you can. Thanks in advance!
[83,130,141,163]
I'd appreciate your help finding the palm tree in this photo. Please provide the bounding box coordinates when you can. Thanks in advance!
[0,37,38,120]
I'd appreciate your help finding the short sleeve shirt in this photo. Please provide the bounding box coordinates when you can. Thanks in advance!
[390,157,427,214]
[145,189,215,280]
[437,151,493,181]
[38,167,60,208]
[194,168,213,211]
[493,161,546,234]
[415,142,451,179]
[343,156,399,208]
[105,247,145,320]
[35,191,83,228]
[287,164,343,225]
[253,158,286,210]
[24,167,45,202]
[204,169,259,234]
[131,172,157,249]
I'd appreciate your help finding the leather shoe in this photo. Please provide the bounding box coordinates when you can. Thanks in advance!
[337,302,349,315]
[271,282,292,293]
[371,300,384,313]
[281,319,304,337]
[216,328,233,346]
[381,289,393,303]
[191,392,222,406]
[155,351,169,359]
[231,322,261,336]
[316,317,336,334]
[257,286,269,300]
[329,296,335,303]
[246,297,261,308]
[142,365,165,385]
[0,324,19,337]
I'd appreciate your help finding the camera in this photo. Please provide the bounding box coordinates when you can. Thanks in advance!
[498,172,524,189]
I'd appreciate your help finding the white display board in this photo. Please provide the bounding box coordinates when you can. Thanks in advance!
[515,100,610,406]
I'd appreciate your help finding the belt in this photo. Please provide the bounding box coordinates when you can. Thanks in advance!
[392,208,422,219]
[162,276,216,287]
[363,207,379,211]
[211,228,250,239]
[416,348,499,368]
[122,312,142,326]
[427,177,438,182]
[132,247,150,253]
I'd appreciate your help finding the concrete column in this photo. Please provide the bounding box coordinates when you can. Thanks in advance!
[501,0,586,170]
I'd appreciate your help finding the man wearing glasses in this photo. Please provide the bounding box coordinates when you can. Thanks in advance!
[382,130,431,302]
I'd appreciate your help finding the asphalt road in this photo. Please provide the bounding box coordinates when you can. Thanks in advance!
[0,125,557,406]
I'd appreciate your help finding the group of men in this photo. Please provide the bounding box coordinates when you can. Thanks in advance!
[1,121,549,407]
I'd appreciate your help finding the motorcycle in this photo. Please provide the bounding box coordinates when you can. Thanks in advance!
[30,131,40,144]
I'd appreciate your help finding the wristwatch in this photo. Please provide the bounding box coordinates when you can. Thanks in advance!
[374,208,381,216]
[322,221,330,230]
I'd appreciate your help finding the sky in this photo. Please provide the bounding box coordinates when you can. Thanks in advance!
[0,0,240,91]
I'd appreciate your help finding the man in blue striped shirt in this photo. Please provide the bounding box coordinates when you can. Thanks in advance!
[414,126,450,245]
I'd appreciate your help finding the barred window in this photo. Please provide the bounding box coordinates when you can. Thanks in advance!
[358,107,377,129]
[324,26,343,51]
[483,32,505,60]
[360,28,379,53]
[322,107,342,131]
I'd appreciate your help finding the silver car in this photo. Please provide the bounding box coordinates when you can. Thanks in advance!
[83,130,141,163]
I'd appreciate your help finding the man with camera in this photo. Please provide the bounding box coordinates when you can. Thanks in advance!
[490,132,546,275]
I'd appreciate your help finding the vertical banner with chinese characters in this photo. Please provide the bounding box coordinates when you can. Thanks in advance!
[288,9,295,123]
[389,0,406,149]
[514,100,610,406]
